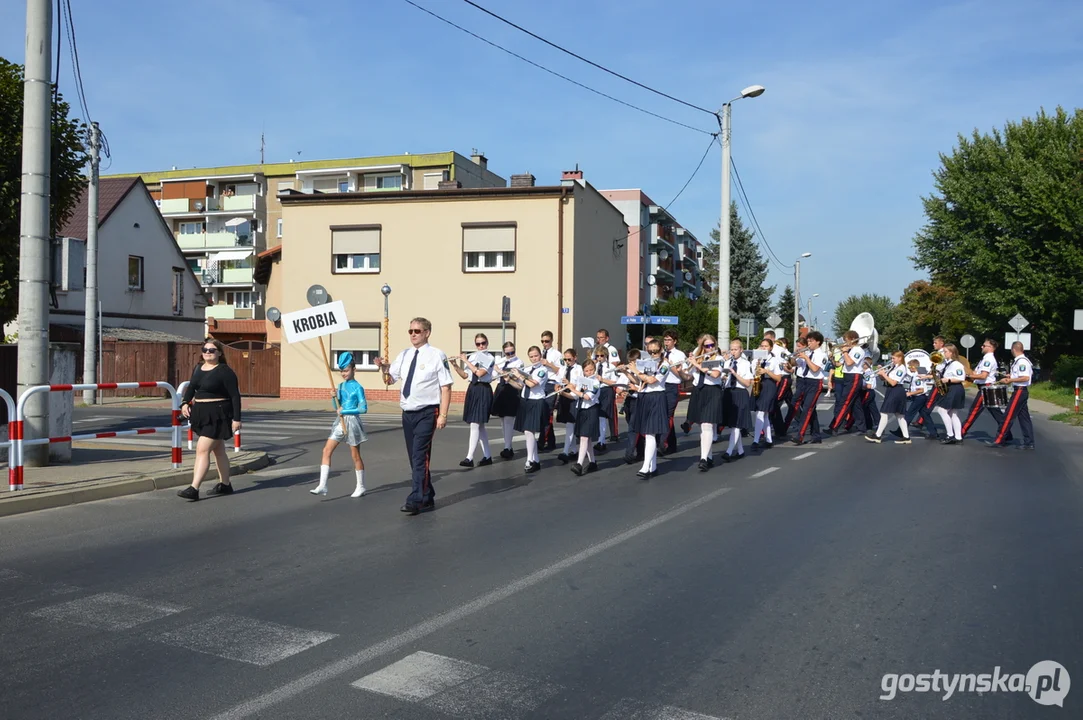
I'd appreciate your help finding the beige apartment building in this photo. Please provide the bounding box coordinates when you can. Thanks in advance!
[106,150,505,340]
[272,169,628,401]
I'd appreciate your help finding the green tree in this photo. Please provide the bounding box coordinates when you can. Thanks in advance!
[644,295,736,353]
[881,280,974,350]
[774,285,796,326]
[832,293,896,347]
[701,202,775,323]
[0,57,89,325]
[911,106,1083,362]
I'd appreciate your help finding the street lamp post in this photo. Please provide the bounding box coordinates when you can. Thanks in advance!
[793,252,811,345]
[807,293,820,332]
[718,84,765,348]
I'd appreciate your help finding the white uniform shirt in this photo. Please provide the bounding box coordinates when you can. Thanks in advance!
[942,359,966,384]
[765,355,785,379]
[801,347,827,381]
[640,356,672,394]
[844,346,867,374]
[467,351,495,384]
[973,352,998,385]
[575,375,601,409]
[726,355,754,389]
[662,347,686,384]
[1009,355,1033,387]
[770,344,785,359]
[692,364,724,387]
[596,359,620,384]
[496,355,523,383]
[602,342,621,365]
[907,371,928,394]
[544,346,563,366]
[557,362,583,387]
[389,343,454,411]
[885,364,908,387]
[519,363,550,400]
[862,369,877,390]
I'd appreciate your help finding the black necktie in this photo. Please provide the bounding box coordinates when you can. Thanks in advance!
[696,368,705,388]
[402,349,418,399]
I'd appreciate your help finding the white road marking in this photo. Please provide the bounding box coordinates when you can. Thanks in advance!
[601,698,728,720]
[824,440,843,449]
[793,452,816,460]
[425,668,561,719]
[73,416,113,424]
[30,592,185,630]
[750,467,779,478]
[353,651,488,702]
[154,614,336,667]
[208,486,735,720]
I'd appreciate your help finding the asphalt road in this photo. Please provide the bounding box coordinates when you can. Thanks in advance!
[1,401,1081,719]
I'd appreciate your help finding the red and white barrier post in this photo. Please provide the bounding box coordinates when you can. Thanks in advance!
[10,382,181,491]
[234,429,241,453]
[1076,377,1080,414]
[1,389,16,492]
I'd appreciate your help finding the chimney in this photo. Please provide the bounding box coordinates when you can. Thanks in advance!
[561,164,584,186]
[470,148,487,169]
[510,173,536,188]
[438,179,462,190]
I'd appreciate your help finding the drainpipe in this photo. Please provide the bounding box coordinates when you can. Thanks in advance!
[557,186,569,349]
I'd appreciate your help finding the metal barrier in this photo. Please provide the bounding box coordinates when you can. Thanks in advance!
[1076,377,1081,414]
[177,381,241,452]
[1,389,15,491]
[11,382,182,492]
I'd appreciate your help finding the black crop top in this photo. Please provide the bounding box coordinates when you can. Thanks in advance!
[182,363,242,419]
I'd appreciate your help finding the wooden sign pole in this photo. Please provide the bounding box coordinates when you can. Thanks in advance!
[319,336,348,436]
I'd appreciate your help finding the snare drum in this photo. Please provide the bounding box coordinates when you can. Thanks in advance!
[981,385,1008,410]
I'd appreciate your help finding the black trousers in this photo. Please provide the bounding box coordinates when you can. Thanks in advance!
[793,377,822,441]
[402,406,438,507]
[830,374,866,432]
[995,387,1033,445]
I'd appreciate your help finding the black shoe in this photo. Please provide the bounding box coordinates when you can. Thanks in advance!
[984,441,1009,448]
[865,434,882,444]
[623,453,638,465]
[209,482,233,496]
[500,448,514,460]
[594,442,607,453]
[478,456,493,466]
[750,442,762,450]
[764,441,774,449]
[177,486,199,501]
[681,422,691,435]
[557,452,570,465]
[940,438,958,445]
[791,437,804,446]
[459,458,474,468]
[811,438,822,444]
[418,501,435,514]
[1022,445,1035,451]
[525,462,541,474]
[698,459,710,472]
[570,463,584,476]
[400,504,419,515]
[890,429,903,438]
[636,470,654,480]
[586,462,598,473]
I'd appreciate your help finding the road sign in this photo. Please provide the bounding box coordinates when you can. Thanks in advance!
[620,316,645,325]
[1008,313,1028,332]
[1005,332,1031,351]
[283,300,349,343]
[501,296,511,322]
[770,328,785,339]
[960,334,976,349]
[766,313,783,328]
[649,315,679,325]
[1075,309,1083,330]
[739,318,757,337]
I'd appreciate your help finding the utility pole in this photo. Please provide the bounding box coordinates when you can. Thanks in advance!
[793,259,801,348]
[17,0,53,468]
[718,102,732,349]
[82,122,100,406]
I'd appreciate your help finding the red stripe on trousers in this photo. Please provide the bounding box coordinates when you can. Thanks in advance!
[995,389,1022,444]
[798,384,821,438]
[830,375,861,429]
[961,392,984,437]
[776,377,788,401]
[917,387,939,425]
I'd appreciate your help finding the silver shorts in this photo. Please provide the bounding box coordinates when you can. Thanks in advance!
[329,415,367,445]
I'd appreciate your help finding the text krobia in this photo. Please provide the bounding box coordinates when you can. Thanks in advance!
[292,311,341,335]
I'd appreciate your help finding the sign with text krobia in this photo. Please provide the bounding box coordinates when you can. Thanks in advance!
[283,300,349,343]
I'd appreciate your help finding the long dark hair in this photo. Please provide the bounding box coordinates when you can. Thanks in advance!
[203,337,228,365]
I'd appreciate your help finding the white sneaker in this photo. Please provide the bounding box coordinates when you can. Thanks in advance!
[310,485,328,495]
[351,484,366,498]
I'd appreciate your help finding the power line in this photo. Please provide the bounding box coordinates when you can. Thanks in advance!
[622,133,718,244]
[728,175,788,276]
[731,158,792,271]
[459,0,716,116]
[61,0,91,123]
[400,0,714,136]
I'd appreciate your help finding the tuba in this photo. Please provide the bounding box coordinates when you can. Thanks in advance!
[930,351,947,393]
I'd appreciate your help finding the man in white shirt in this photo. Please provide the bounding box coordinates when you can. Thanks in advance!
[791,331,826,445]
[961,338,1011,441]
[828,330,868,434]
[916,335,947,432]
[989,341,1033,449]
[379,317,453,515]
[539,330,563,451]
[595,328,623,444]
[660,329,686,454]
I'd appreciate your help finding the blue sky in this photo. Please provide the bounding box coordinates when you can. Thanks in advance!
[4,0,1082,335]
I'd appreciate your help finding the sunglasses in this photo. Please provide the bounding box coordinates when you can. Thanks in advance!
[565,358,576,362]
[704,343,716,348]
[476,341,488,347]
[202,347,217,353]
[408,329,424,335]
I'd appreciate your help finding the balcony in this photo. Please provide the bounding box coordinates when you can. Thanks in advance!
[161,198,192,214]
[205,304,254,320]
[178,231,256,251]
[177,233,206,250]
[220,267,254,284]
[220,194,256,212]
[650,254,675,277]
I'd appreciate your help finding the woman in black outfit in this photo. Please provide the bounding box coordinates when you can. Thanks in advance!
[177,338,243,500]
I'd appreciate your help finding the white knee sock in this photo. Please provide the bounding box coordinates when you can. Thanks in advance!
[599,417,609,444]
[754,411,766,441]
[727,428,744,455]
[478,424,491,458]
[502,417,515,449]
[764,419,774,444]
[351,469,365,497]
[700,423,714,460]
[898,415,910,439]
[578,436,590,466]
[524,431,538,464]
[311,464,330,495]
[951,412,962,438]
[876,414,890,437]
[467,423,480,461]
[935,407,952,436]
[563,423,576,454]
[641,434,658,473]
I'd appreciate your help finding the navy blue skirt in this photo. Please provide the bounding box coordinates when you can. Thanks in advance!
[754,378,778,413]
[724,387,753,432]
[463,382,493,424]
[574,404,600,440]
[880,383,907,414]
[598,385,615,416]
[491,382,520,417]
[514,397,548,433]
[556,394,576,423]
[939,383,965,410]
[634,391,669,435]
[688,384,724,425]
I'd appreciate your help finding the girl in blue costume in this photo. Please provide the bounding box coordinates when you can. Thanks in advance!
[311,352,369,498]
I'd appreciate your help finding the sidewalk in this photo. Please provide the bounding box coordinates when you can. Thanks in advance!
[0,443,269,518]
[85,396,446,414]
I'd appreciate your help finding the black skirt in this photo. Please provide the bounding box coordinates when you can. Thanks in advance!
[939,383,965,410]
[514,396,548,433]
[491,381,520,417]
[880,383,907,414]
[189,400,234,441]
[598,385,616,416]
[754,378,778,413]
[622,395,638,431]
[463,382,493,424]
[685,385,702,420]
[556,394,577,424]
[689,384,724,425]
[634,391,669,435]
[723,387,753,432]
[574,404,600,440]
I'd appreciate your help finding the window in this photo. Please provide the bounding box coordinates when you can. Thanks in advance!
[128,256,144,290]
[311,176,346,194]
[331,226,381,274]
[224,291,253,309]
[460,324,515,359]
[179,221,203,235]
[462,224,516,273]
[172,268,184,314]
[338,180,349,193]
[277,181,294,194]
[187,258,201,273]
[423,171,448,190]
[330,324,381,370]
[276,218,283,238]
[364,173,402,191]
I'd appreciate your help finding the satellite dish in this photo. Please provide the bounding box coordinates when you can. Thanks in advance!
[659,249,669,260]
[647,275,657,286]
[683,271,692,281]
[194,201,203,211]
[306,284,330,307]
[266,307,281,322]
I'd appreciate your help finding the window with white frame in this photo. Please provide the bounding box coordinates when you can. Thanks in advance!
[460,325,515,359]
[311,176,346,194]
[224,290,254,309]
[364,173,402,191]
[172,268,184,314]
[276,218,283,238]
[179,221,203,235]
[330,325,381,370]
[332,227,381,274]
[462,225,515,273]
[128,255,144,290]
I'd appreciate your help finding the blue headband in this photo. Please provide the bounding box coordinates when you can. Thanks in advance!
[337,352,354,370]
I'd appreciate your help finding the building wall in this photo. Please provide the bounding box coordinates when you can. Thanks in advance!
[263,255,283,344]
[55,189,206,340]
[453,155,508,189]
[276,186,621,400]
[570,188,629,357]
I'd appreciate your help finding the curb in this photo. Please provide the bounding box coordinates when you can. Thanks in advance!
[0,451,271,519]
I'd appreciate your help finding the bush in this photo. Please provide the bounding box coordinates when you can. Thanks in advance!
[1050,355,1083,387]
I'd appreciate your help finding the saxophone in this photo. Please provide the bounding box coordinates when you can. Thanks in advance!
[930,352,947,394]
[751,358,766,397]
